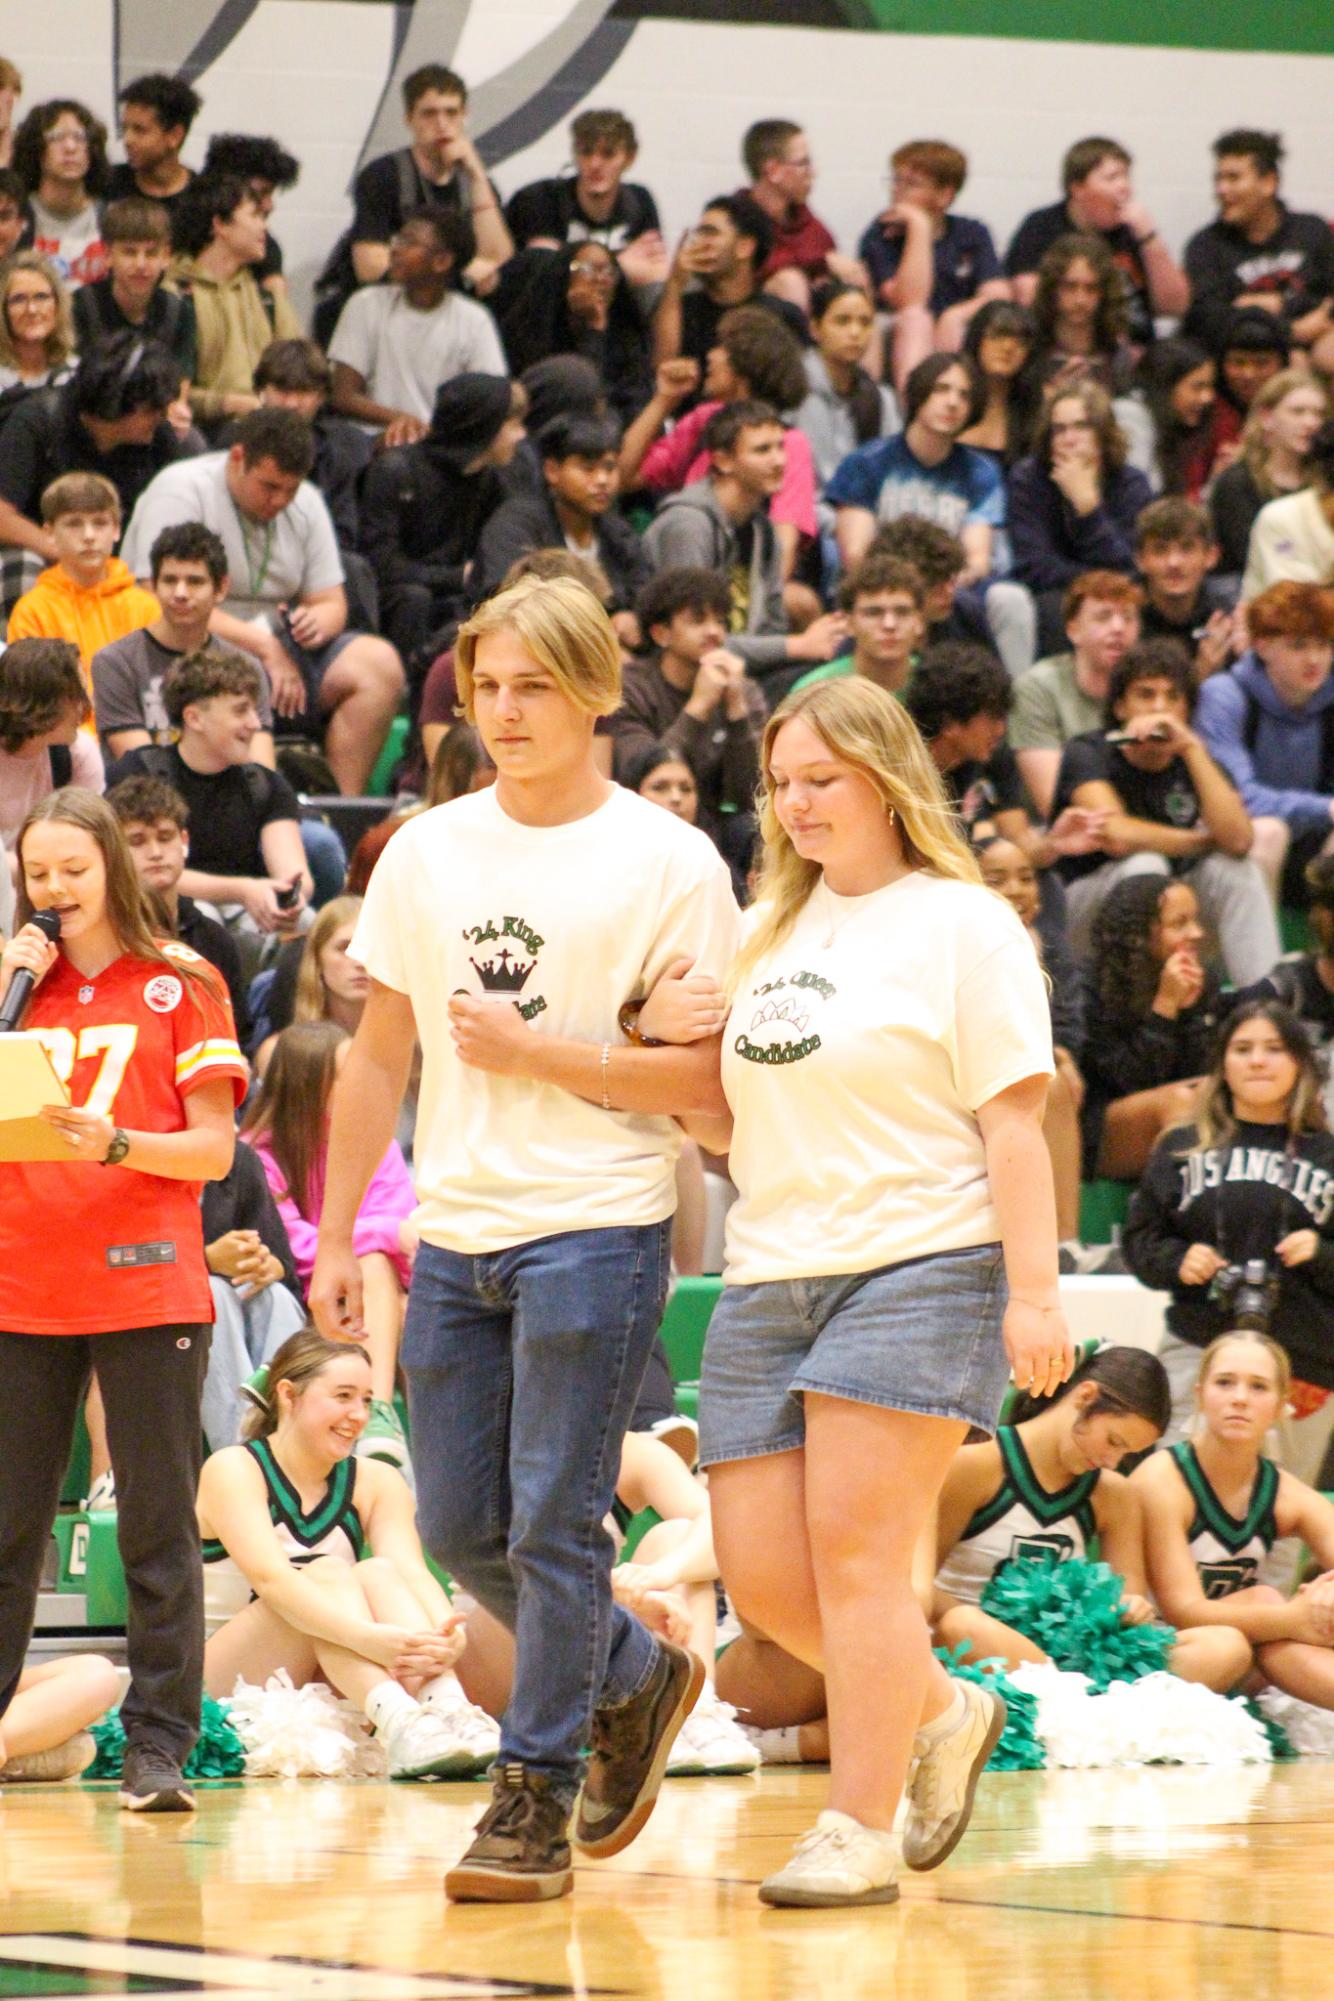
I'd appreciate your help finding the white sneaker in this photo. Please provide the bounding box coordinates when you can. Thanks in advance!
[420,1683,500,1774]
[82,1470,116,1512]
[759,1810,899,1908]
[357,1401,414,1490]
[667,1685,761,1775]
[383,1703,493,1781]
[0,1731,96,1783]
[902,1679,1006,1871]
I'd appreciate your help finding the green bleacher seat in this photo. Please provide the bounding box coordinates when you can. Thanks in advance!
[1080,1178,1130,1245]
[51,1513,90,1594]
[60,1408,91,1507]
[1280,906,1311,956]
[658,1277,722,1382]
[368,714,409,798]
[84,1512,127,1626]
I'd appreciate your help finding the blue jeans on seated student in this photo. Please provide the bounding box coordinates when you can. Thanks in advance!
[403,1222,672,1798]
[299,818,347,906]
[200,1276,307,1450]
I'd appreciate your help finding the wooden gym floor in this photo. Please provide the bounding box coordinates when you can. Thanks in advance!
[2,1762,1333,1999]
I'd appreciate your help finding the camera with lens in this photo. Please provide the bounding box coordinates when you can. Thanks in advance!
[1208,1256,1281,1332]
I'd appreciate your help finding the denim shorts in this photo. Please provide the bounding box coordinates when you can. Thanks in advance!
[278,627,358,715]
[698,1242,1009,1467]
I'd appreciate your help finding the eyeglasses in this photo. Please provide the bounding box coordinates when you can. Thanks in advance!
[6,291,57,311]
[570,258,614,279]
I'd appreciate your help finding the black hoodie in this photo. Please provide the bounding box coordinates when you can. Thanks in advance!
[359,372,512,611]
[1122,1118,1334,1386]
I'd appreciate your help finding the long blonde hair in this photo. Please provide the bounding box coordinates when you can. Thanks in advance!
[733,678,980,988]
[292,895,364,1024]
[1241,368,1331,499]
[17,789,211,990]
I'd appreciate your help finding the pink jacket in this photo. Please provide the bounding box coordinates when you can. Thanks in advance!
[251,1133,416,1292]
[639,400,818,538]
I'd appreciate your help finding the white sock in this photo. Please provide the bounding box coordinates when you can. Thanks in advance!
[915,1682,967,1749]
[418,1672,464,1712]
[363,1679,418,1736]
[745,1723,806,1763]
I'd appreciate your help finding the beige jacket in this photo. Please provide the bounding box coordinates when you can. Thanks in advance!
[171,262,302,427]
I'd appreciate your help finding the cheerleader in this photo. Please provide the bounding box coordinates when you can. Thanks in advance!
[198,1327,501,1776]
[931,1347,1249,1692]
[1132,1331,1334,1708]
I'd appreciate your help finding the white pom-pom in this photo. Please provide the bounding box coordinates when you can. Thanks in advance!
[224,1671,386,1779]
[1256,1687,1334,1758]
[1009,1664,1272,1768]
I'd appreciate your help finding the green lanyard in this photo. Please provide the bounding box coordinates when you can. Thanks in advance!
[232,502,274,599]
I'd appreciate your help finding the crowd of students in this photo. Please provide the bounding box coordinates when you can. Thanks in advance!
[2,46,1334,1908]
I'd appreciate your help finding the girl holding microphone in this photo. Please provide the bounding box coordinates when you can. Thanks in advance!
[0,790,247,1812]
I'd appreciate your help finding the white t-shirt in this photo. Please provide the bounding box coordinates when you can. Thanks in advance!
[350,784,740,1254]
[721,871,1053,1286]
[328,286,507,428]
[120,454,345,622]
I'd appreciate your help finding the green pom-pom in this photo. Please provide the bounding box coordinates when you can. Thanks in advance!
[84,1695,245,1782]
[187,1695,246,1779]
[980,1558,1175,1693]
[933,1644,1046,1770]
[1243,1696,1298,1761]
[86,1708,125,1779]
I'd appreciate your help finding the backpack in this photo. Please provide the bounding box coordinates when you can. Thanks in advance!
[312,149,421,347]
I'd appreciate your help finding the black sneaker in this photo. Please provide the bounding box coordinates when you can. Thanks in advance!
[445,1764,573,1903]
[573,1641,704,1859]
[118,1743,196,1814]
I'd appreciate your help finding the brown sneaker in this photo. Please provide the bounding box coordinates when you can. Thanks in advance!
[444,1763,573,1903]
[573,1641,705,1859]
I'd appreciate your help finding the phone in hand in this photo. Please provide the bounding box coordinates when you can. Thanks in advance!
[274,877,302,912]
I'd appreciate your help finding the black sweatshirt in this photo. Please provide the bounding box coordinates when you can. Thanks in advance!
[1122,1118,1334,1386]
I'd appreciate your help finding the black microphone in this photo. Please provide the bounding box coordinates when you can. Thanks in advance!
[0,908,64,1033]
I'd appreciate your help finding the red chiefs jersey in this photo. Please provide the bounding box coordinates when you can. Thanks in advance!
[0,943,247,1335]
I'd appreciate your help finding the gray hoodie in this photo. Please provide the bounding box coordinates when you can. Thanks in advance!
[643,478,790,685]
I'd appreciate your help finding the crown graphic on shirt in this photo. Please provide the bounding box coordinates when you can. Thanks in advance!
[751,996,811,1038]
[470,947,535,992]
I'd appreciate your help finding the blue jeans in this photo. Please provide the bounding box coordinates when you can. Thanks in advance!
[403,1221,672,1795]
[298,817,348,906]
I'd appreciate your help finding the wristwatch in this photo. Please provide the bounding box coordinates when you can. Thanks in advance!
[101,1127,130,1167]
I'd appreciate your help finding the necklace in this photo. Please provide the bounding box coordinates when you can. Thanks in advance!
[815,867,913,949]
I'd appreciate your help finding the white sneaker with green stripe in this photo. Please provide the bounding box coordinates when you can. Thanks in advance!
[357,1399,412,1482]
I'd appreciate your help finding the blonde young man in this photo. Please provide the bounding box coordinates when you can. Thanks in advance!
[311,577,738,1903]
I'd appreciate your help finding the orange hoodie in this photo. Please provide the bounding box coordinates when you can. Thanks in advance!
[7,559,161,684]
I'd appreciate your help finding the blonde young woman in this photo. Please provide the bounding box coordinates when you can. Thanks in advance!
[645,677,1071,1907]
[0,250,76,394]
[198,1328,500,1777]
[1210,370,1329,577]
[256,895,368,1073]
[1132,1331,1334,1707]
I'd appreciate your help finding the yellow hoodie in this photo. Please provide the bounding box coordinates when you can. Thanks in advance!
[7,559,161,695]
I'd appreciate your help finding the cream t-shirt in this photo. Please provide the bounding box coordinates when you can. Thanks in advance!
[721,870,1053,1286]
[351,784,740,1254]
